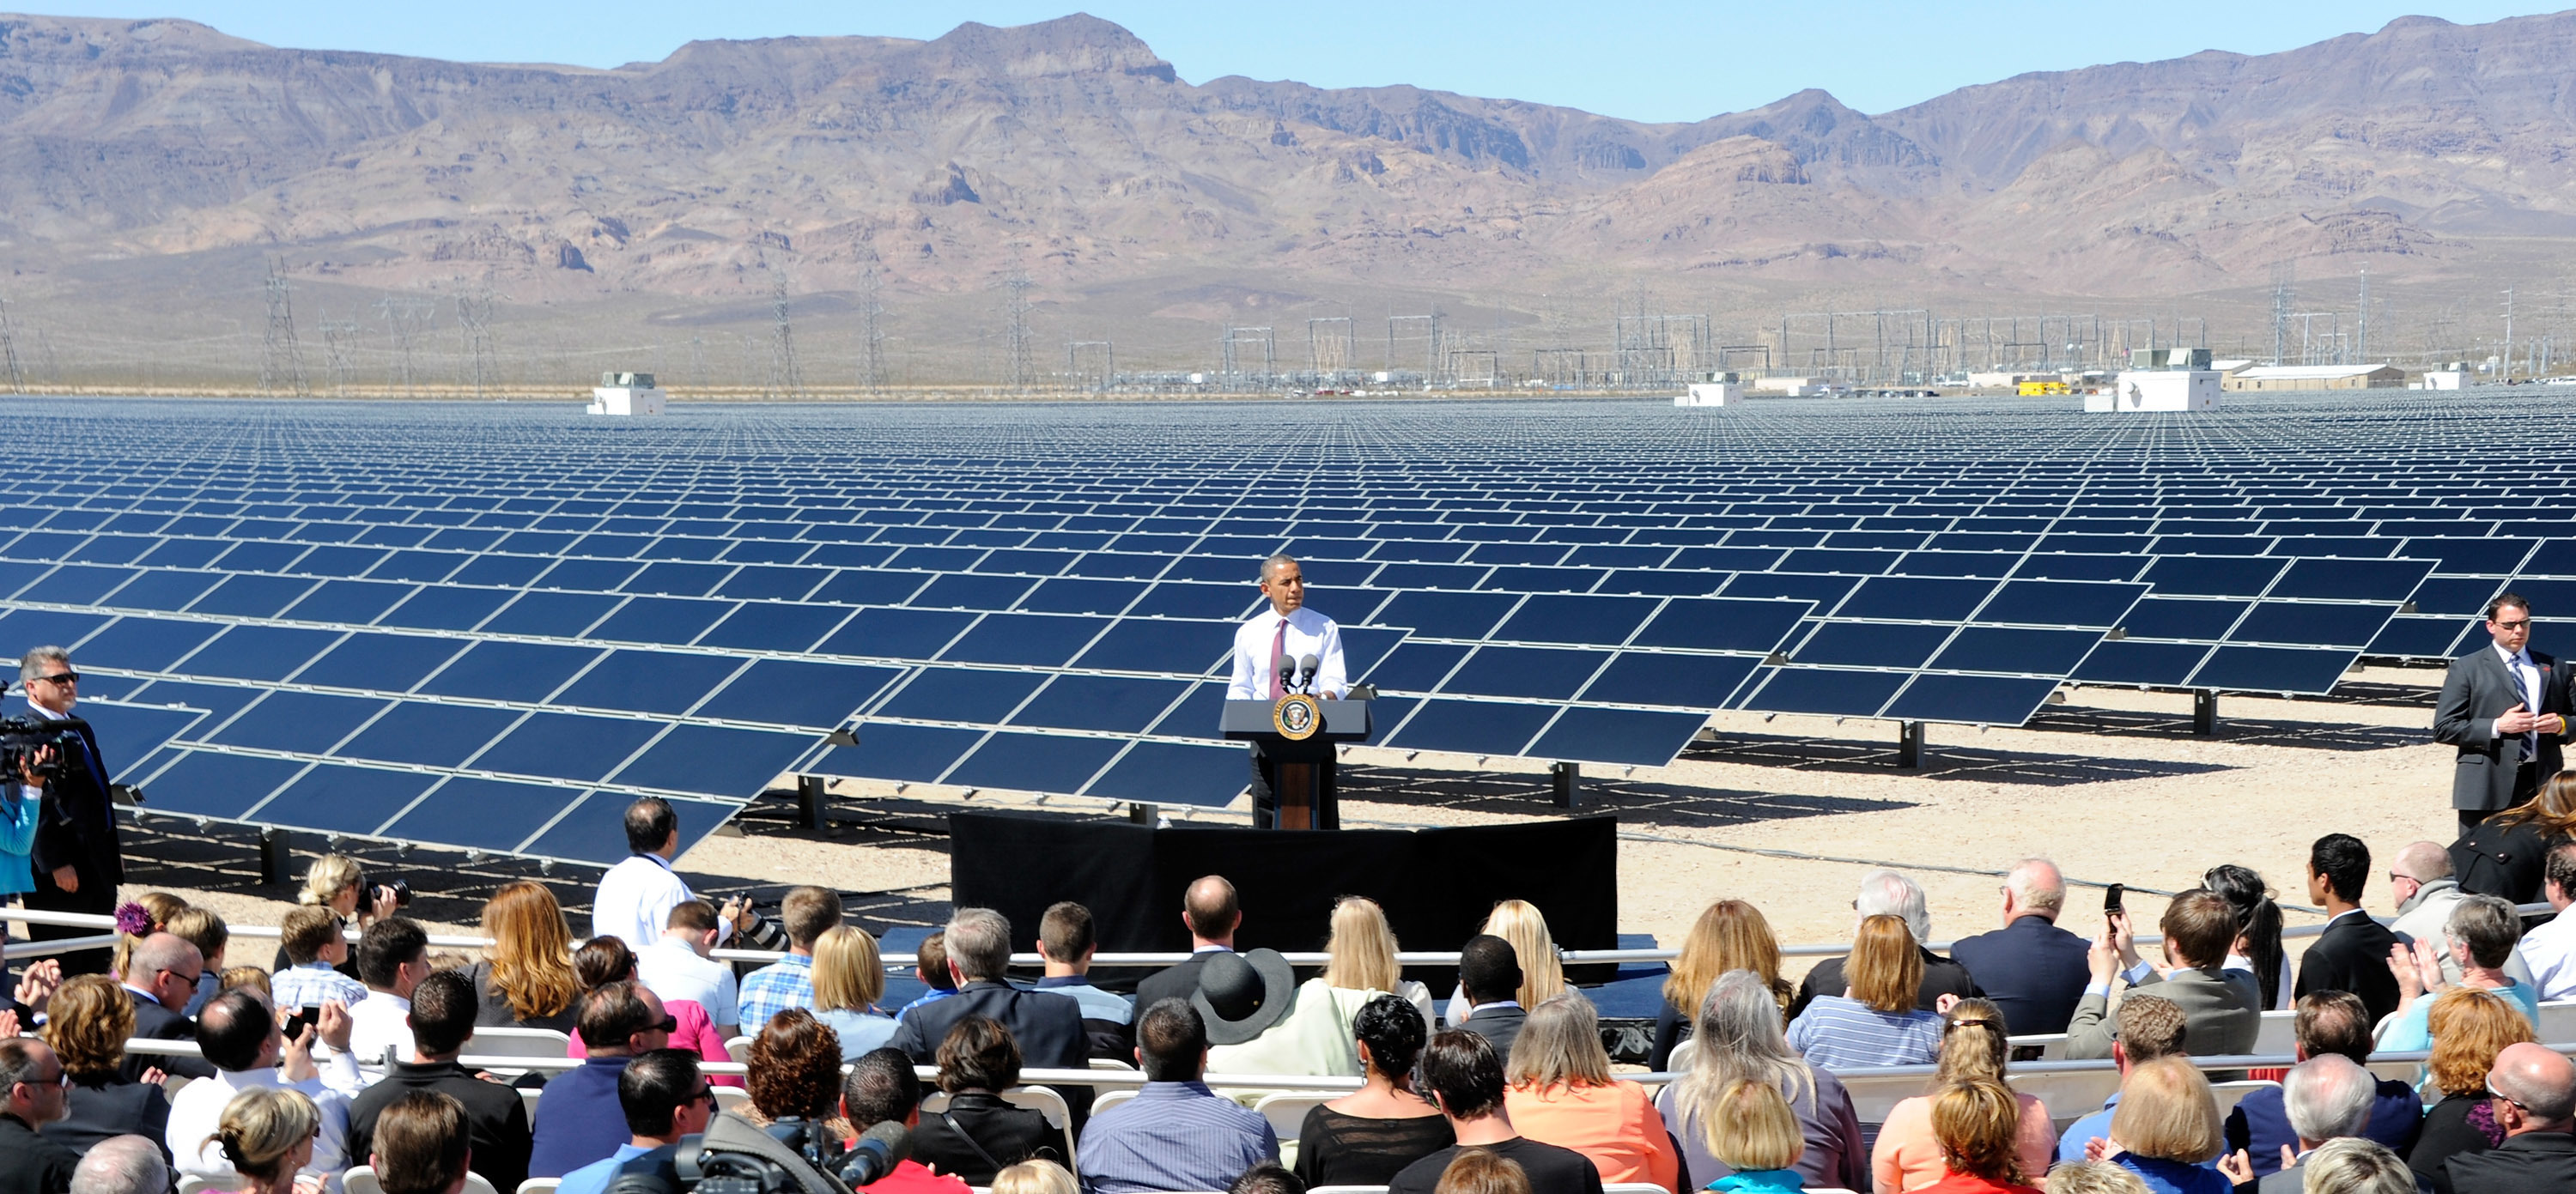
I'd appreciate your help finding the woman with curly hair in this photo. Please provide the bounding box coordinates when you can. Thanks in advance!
[40,973,173,1155]
[1871,999,2054,1193]
[1911,1080,2041,1194]
[1649,899,1790,1070]
[2405,988,2538,1190]
[468,881,580,1032]
[563,936,735,1082]
[1297,993,1453,1187]
[743,1009,847,1134]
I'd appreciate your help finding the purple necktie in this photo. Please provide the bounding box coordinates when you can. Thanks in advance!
[1268,619,1289,699]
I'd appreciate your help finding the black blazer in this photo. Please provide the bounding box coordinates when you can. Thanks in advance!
[2433,645,2569,812]
[1461,1004,1527,1064]
[890,981,1089,1071]
[0,1112,81,1194]
[1789,946,1983,1021]
[27,712,121,890]
[911,1092,1069,1185]
[41,1075,170,1160]
[349,1059,536,1194]
[122,989,216,1081]
[1945,915,2092,1036]
[2295,911,2403,1027]
[2442,1131,2576,1194]
[1134,951,1227,1013]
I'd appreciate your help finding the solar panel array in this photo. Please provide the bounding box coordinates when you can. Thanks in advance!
[3,394,2569,864]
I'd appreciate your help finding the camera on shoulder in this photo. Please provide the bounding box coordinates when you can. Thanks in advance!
[605,1112,912,1194]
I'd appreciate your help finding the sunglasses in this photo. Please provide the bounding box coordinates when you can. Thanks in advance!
[28,672,76,686]
[2494,619,2532,630]
[653,1015,679,1034]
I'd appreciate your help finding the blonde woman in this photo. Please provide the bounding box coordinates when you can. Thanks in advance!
[1703,1079,1806,1194]
[1869,999,2053,1193]
[1659,970,1868,1191]
[110,891,187,977]
[466,881,579,1031]
[1785,915,1943,1069]
[991,1159,1079,1194]
[1445,899,1565,1025]
[1651,899,1790,1069]
[1501,992,1680,1191]
[1322,897,1435,1024]
[2101,1057,2227,1194]
[203,1086,322,1194]
[812,925,897,1058]
[299,856,397,928]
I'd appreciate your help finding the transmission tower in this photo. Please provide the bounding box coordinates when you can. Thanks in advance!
[453,287,496,398]
[319,319,359,397]
[855,264,887,389]
[766,267,805,400]
[1001,272,1035,391]
[375,297,436,397]
[0,294,23,393]
[2269,267,2295,367]
[261,258,312,397]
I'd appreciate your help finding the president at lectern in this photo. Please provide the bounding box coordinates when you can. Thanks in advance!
[1227,554,1348,828]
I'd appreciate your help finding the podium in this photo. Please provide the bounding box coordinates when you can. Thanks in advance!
[1222,697,1373,830]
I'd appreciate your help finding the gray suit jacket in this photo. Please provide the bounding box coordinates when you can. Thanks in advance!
[2064,967,2259,1060]
[2433,645,2568,812]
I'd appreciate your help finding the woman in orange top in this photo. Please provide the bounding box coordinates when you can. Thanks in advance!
[1501,992,1682,1192]
[1905,1080,2044,1194]
[1871,999,2054,1192]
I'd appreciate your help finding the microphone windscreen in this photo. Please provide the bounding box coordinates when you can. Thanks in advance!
[859,1118,913,1164]
[1297,653,1320,681]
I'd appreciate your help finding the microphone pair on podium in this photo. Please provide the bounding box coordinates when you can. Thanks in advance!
[1275,653,1321,694]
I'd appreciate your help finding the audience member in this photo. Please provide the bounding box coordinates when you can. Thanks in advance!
[1388,1029,1601,1194]
[0,1039,81,1194]
[1787,914,1944,1068]
[2202,865,2290,1011]
[65,1136,163,1194]
[2067,891,2257,1059]
[743,1009,844,1129]
[563,938,731,1078]
[2295,835,2403,1027]
[347,918,430,1079]
[273,905,367,1014]
[2513,842,2576,1001]
[467,882,579,1033]
[1502,992,1678,1190]
[368,1091,470,1194]
[2101,1057,2227,1194]
[1295,993,1452,1188]
[1947,859,2091,1038]
[1321,897,1436,1025]
[39,976,172,1157]
[912,1015,1070,1185]
[2439,1042,2576,1194]
[592,797,762,956]
[1443,900,1569,1028]
[207,1088,318,1194]
[163,908,228,1019]
[299,856,394,936]
[2215,1054,2378,1193]
[2388,842,2480,986]
[1659,969,1868,1191]
[167,989,360,1185]
[2379,894,2539,1052]
[1230,1161,1303,1194]
[1649,900,1790,1070]
[812,926,898,1058]
[1206,947,1374,1083]
[737,886,844,1033]
[528,981,672,1179]
[2038,1161,2148,1194]
[1455,936,1529,1063]
[1035,902,1136,1060]
[1789,872,1981,1020]
[837,1048,969,1194]
[894,932,957,1021]
[1907,1080,2040,1194]
[1135,877,1243,1012]
[2057,995,2187,1163]
[2221,991,2422,1178]
[551,1050,711,1194]
[1698,1080,1802,1194]
[2408,989,2537,1194]
[637,900,738,1038]
[1077,999,1276,1194]
[2296,1139,2416,1194]
[113,932,215,1081]
[991,1159,1078,1194]
[218,967,270,998]
[1872,998,2053,1193]
[1434,1151,1528,1194]
[2454,773,2576,905]
[889,910,1087,1088]
[348,970,533,1194]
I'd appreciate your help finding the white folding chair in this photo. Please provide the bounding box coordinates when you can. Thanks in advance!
[1607,1185,1672,1194]
[517,1181,562,1194]
[2534,1000,2576,1041]
[465,1027,574,1059]
[519,1087,544,1120]
[1251,1090,1338,1142]
[1834,1070,1935,1125]
[714,1087,755,1115]
[2008,1069,2124,1131]
[175,1179,225,1194]
[2208,1079,2281,1117]
[1091,1088,1139,1117]
[1668,1037,1698,1073]
[2007,1033,2068,1062]
[726,1034,753,1063]
[345,1168,384,1194]
[1088,1057,1137,1071]
[1309,1187,1390,1194]
[2250,1010,2298,1056]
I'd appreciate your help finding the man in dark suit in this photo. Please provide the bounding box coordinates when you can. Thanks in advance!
[2068,889,2259,1059]
[2435,593,2570,833]
[18,650,122,976]
[888,908,1089,1125]
[1947,858,2092,1036]
[1789,869,1982,1020]
[1455,935,1528,1063]
[1134,876,1240,1012]
[349,970,532,1194]
[0,1038,79,1194]
[2296,833,2403,1027]
[115,933,214,1082]
[2226,991,2422,1180]
[2442,1042,2576,1194]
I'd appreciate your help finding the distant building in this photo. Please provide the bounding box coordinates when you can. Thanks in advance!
[2221,364,2405,391]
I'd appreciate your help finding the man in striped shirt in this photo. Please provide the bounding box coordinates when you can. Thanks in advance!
[1076,999,1275,1194]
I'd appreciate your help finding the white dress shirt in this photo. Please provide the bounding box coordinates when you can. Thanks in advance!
[345,989,414,1079]
[2496,644,2546,754]
[639,936,739,1030]
[593,852,693,949]
[2520,911,2576,1000]
[167,1053,363,1193]
[1226,606,1347,700]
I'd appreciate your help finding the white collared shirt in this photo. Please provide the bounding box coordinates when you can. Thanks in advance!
[2521,910,2576,1000]
[639,936,738,1029]
[345,989,413,1080]
[167,1056,361,1192]
[594,852,693,949]
[1226,606,1347,700]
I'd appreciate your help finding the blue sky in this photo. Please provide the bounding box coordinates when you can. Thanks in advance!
[40,2,2546,120]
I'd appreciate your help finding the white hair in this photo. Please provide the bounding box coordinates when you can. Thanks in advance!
[2298,1138,2415,1194]
[70,1136,167,1194]
[1856,869,1931,943]
[2282,1054,2376,1143]
[2006,858,2065,917]
[18,646,67,684]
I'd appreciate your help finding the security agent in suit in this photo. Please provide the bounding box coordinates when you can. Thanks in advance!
[117,934,216,1082]
[1226,555,1348,830]
[2434,593,2570,833]
[1133,876,1241,1013]
[2293,833,2403,1028]
[2066,889,2259,1060]
[1944,858,2093,1037]
[17,650,122,977]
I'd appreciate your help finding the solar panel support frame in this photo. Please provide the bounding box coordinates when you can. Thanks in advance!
[2194,689,2217,736]
[1551,761,1579,809]
[1899,720,1925,769]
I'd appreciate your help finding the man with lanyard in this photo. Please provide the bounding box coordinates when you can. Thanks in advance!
[1224,555,1348,829]
[592,797,780,955]
[16,649,120,976]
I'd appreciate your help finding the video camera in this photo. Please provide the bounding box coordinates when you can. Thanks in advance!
[0,714,89,789]
[605,1113,911,1194]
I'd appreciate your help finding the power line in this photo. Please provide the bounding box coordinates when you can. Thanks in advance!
[260,258,311,397]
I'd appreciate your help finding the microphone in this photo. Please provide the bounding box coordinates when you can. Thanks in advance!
[832,1120,912,1188]
[1296,654,1320,694]
[1274,652,1293,694]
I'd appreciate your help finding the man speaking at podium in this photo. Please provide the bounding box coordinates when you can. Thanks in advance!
[1227,555,1347,828]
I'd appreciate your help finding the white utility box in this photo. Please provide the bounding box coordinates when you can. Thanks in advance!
[2103,370,2221,412]
[589,372,666,415]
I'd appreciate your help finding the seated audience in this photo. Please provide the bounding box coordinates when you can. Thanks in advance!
[218,967,270,999]
[912,1015,1069,1185]
[1649,900,1791,1070]
[1455,936,1529,1063]
[368,1091,471,1194]
[167,990,360,1185]
[66,1136,165,1194]
[1872,998,2053,1193]
[2221,991,2421,1179]
[1077,1000,1275,1194]
[1913,1080,2044,1194]
[1446,900,1568,1027]
[895,931,957,1021]
[839,1048,969,1194]
[528,981,672,1179]
[637,900,739,1039]
[270,906,367,1014]
[1295,993,1453,1189]
[2038,1161,2148,1194]
[1033,902,1135,1061]
[349,969,533,1194]
[1502,992,1680,1191]
[2295,1138,2416,1194]
[347,918,431,1080]
[742,1009,844,1131]
[2379,894,2537,1051]
[2217,1054,2379,1192]
[2068,891,2257,1060]
[1945,859,2091,1038]
[114,932,216,1081]
[2202,865,2289,1010]
[164,908,229,1019]
[1789,871,1981,1020]
[0,1039,81,1194]
[1698,1080,1803,1194]
[1206,947,1380,1084]
[552,1050,712,1194]
[811,926,898,1059]
[2406,989,2537,1194]
[1230,1161,1303,1194]
[208,1088,318,1194]
[737,886,843,1033]
[41,975,173,1157]
[1389,1028,1601,1194]
[2387,841,2499,988]
[112,895,187,979]
[1435,1150,1530,1194]
[2512,841,2576,1001]
[2101,1057,2227,1194]
[2294,834,2402,1027]
[1658,969,1868,1191]
[2057,994,2187,1162]
[1322,896,1436,1026]
[1786,914,1944,1068]
[1134,876,1242,1015]
[467,882,579,1033]
[2437,1042,2576,1194]
[889,910,1086,1104]
[991,1159,1078,1194]
[2451,773,2576,906]
[564,938,729,1077]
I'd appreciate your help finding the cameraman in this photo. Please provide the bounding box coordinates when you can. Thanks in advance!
[556,1050,713,1194]
[18,648,121,976]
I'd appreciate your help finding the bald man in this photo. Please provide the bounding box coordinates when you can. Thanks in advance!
[1946,858,2091,1035]
[1133,876,1241,1012]
[2440,1041,2576,1193]
[2390,840,2535,989]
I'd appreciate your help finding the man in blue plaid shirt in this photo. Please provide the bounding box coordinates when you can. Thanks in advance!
[734,885,843,1033]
